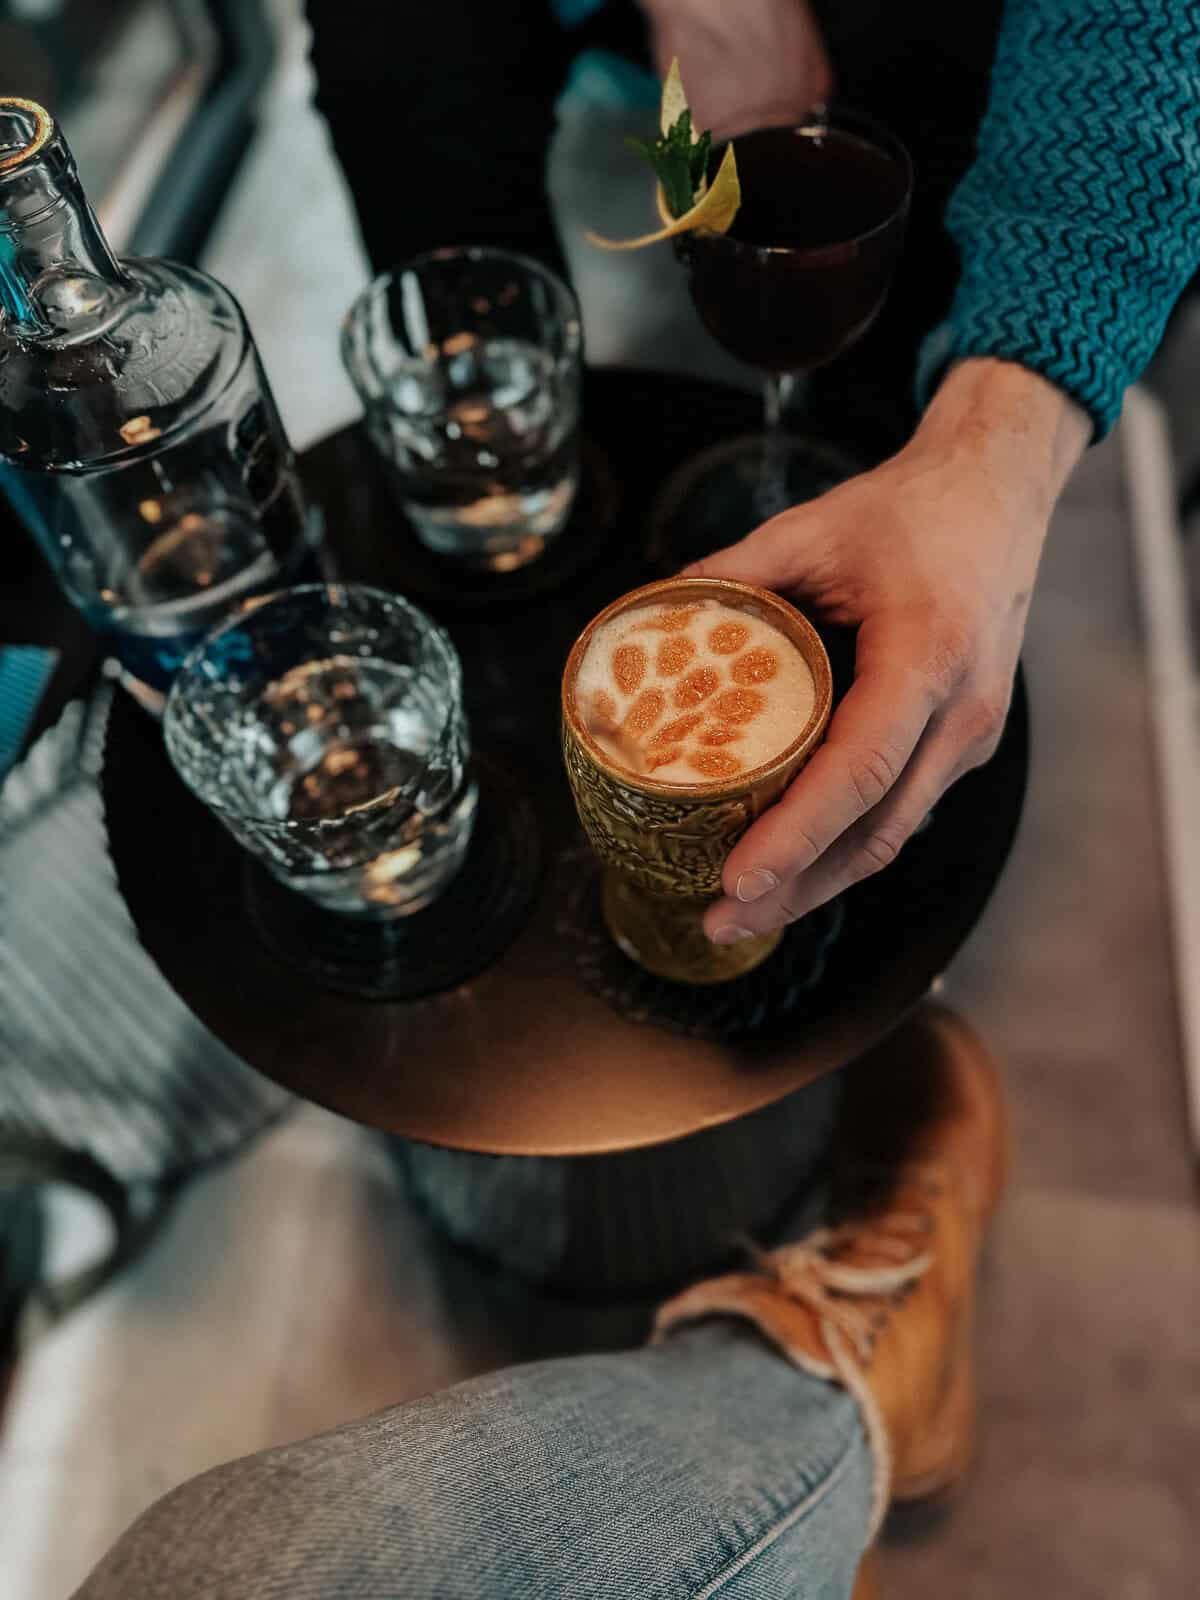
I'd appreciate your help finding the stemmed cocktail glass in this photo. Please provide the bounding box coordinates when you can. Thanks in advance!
[656,109,912,563]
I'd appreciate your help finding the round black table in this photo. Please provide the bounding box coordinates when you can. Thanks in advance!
[102,368,1028,1157]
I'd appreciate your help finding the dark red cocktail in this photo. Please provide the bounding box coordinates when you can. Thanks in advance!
[679,120,911,373]
[655,109,911,554]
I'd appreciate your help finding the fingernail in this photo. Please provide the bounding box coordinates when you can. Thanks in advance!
[711,925,755,946]
[736,868,778,903]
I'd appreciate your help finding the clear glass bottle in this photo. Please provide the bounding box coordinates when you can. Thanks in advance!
[0,98,318,706]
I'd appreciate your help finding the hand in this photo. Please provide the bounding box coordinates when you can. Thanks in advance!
[686,360,1091,945]
[640,0,832,138]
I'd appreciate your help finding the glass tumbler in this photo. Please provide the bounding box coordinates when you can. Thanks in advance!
[164,584,477,918]
[341,247,583,572]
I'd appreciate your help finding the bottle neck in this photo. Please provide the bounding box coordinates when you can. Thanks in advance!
[0,98,130,341]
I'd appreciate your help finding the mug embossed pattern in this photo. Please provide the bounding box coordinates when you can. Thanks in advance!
[562,578,833,984]
[560,735,753,899]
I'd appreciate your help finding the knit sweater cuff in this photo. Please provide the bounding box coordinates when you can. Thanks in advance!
[915,206,1181,441]
[916,0,1200,442]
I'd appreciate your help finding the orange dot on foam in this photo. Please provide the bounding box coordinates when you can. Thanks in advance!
[699,723,742,746]
[649,712,704,750]
[624,688,665,736]
[673,666,720,709]
[731,646,778,685]
[646,746,682,773]
[591,690,617,725]
[656,635,696,677]
[712,687,765,724]
[612,642,646,696]
[708,620,750,655]
[636,606,699,633]
[689,749,743,779]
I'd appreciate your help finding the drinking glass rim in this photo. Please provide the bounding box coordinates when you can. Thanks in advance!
[562,576,833,799]
[340,245,584,365]
[163,581,463,831]
[687,107,914,258]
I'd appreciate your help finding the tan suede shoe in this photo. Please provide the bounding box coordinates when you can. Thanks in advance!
[654,1002,1008,1576]
[852,1547,882,1600]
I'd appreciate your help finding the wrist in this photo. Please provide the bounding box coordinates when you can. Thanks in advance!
[909,357,1091,521]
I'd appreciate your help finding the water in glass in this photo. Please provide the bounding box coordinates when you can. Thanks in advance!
[343,248,583,573]
[379,335,578,568]
[165,586,476,919]
[235,652,476,915]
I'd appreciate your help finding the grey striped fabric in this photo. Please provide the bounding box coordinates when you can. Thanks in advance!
[0,690,292,1186]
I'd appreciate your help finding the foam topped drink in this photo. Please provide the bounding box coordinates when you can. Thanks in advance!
[562,578,833,984]
[573,597,817,785]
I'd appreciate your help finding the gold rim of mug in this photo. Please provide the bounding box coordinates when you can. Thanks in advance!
[562,577,833,799]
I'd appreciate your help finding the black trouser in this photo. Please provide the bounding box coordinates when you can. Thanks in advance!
[306,1,652,277]
[307,0,1004,451]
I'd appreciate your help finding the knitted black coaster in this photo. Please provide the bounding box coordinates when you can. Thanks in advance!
[244,757,544,1001]
[646,433,862,574]
[555,850,845,1039]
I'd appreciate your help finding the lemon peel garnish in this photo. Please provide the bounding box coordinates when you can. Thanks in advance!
[659,57,692,141]
[585,58,740,252]
[586,144,740,251]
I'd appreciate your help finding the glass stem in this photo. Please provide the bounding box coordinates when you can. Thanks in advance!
[756,371,798,521]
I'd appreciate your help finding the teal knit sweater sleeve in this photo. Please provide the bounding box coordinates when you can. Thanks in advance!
[918,0,1200,438]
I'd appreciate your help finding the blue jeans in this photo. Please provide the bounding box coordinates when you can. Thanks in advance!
[75,1320,872,1599]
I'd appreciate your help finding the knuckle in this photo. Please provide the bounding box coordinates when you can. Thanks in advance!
[972,727,1004,768]
[960,688,1011,762]
[924,617,976,694]
[777,887,812,925]
[848,824,907,882]
[966,745,998,777]
[861,825,903,871]
[980,693,1009,738]
[785,824,823,875]
[848,745,901,812]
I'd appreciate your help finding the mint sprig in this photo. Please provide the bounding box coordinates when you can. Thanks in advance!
[626,110,712,220]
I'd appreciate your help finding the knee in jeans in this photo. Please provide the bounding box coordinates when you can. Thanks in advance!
[76,1455,296,1595]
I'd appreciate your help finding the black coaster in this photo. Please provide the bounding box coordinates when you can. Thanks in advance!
[556,850,845,1040]
[369,442,620,616]
[244,757,543,1001]
[647,433,863,573]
